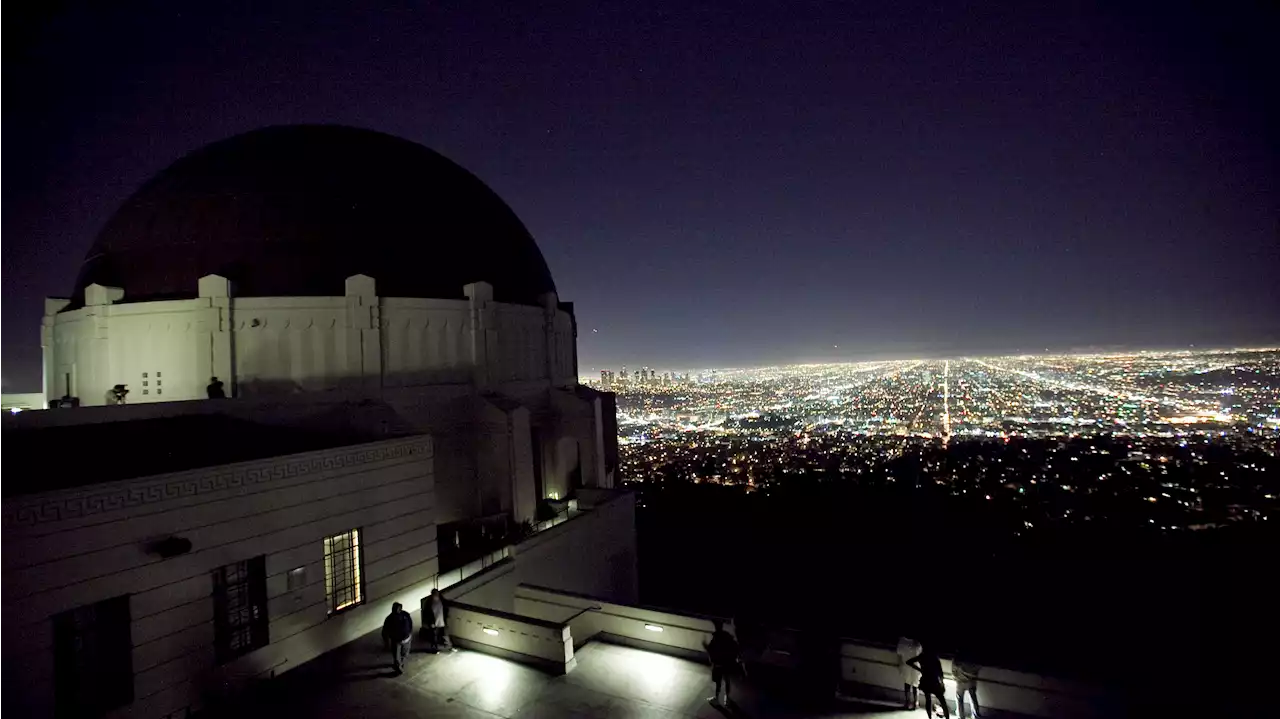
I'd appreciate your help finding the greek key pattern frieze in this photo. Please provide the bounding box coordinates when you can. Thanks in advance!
[4,438,430,528]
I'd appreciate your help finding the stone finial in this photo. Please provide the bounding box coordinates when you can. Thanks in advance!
[198,274,232,298]
[44,298,72,316]
[464,281,493,303]
[84,284,125,306]
[345,274,377,297]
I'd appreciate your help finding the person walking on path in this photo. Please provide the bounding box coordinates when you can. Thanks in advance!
[381,602,414,674]
[897,636,922,709]
[704,619,742,706]
[907,642,950,719]
[428,589,453,652]
[953,655,981,719]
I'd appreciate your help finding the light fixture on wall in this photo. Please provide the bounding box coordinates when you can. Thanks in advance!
[644,624,664,632]
[483,627,500,636]
[146,536,193,558]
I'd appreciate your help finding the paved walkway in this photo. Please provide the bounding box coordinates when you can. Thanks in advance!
[211,631,908,719]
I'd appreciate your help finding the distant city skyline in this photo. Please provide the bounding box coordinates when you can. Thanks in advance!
[580,343,1280,380]
[575,331,1280,380]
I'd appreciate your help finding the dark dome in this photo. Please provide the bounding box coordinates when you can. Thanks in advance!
[73,125,555,305]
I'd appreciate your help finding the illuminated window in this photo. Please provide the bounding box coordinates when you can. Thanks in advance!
[324,529,363,614]
[213,556,269,662]
[53,595,133,716]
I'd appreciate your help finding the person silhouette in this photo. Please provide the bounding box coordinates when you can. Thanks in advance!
[897,636,922,709]
[953,652,981,719]
[704,619,741,706]
[906,642,949,719]
[207,376,227,399]
[381,602,413,674]
[428,589,452,652]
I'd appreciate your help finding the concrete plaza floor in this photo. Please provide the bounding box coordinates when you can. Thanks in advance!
[211,632,908,719]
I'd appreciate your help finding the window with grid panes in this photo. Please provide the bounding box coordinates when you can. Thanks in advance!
[53,595,134,717]
[324,529,364,613]
[212,556,269,662]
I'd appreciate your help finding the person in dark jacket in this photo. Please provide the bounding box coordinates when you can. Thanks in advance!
[703,619,741,706]
[206,377,226,399]
[906,642,950,718]
[381,602,414,674]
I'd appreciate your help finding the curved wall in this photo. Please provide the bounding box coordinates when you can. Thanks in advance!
[43,275,577,407]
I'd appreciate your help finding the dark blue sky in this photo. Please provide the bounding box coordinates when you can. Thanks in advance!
[4,1,1277,389]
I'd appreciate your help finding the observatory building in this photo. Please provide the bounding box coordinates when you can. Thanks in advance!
[3,126,629,717]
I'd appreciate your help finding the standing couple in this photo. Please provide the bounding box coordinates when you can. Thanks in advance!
[382,589,453,675]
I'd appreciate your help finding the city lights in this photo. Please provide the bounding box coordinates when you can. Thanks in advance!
[606,348,1279,533]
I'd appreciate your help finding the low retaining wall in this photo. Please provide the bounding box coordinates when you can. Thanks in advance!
[838,641,908,705]
[445,600,575,674]
[509,584,1122,718]
[515,584,717,662]
[838,640,1120,718]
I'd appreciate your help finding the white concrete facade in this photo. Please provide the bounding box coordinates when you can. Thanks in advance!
[42,276,577,407]
[1,446,638,719]
[446,491,639,614]
[2,435,437,718]
[1,392,45,411]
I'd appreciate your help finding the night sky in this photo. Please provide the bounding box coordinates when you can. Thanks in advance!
[5,1,1277,390]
